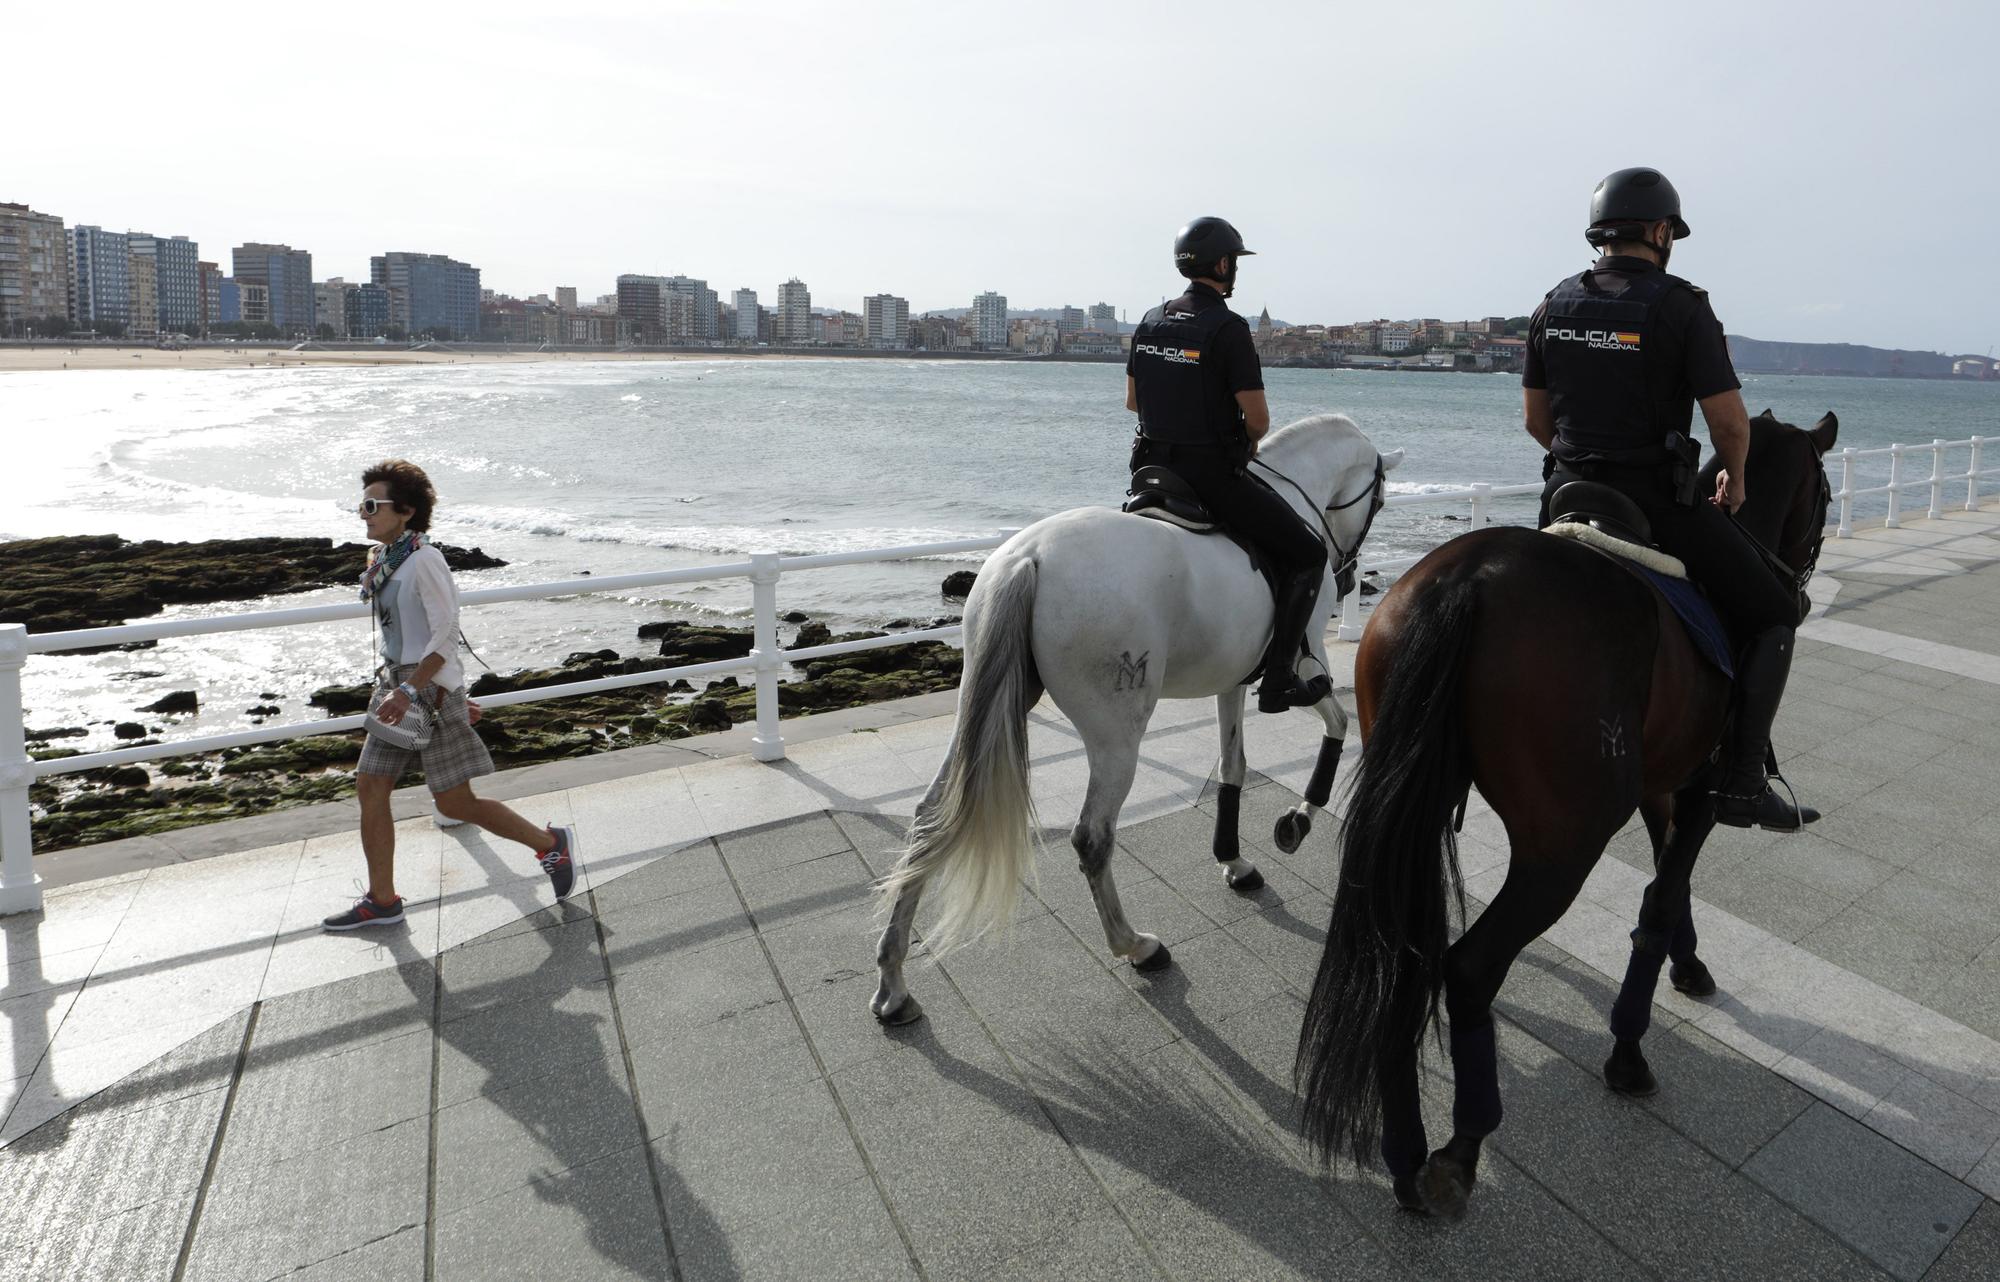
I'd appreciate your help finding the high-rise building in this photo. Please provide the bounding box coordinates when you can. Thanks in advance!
[665,276,718,340]
[732,288,758,340]
[314,279,350,337]
[370,252,480,339]
[68,226,131,332]
[0,203,72,332]
[1055,305,1085,338]
[346,283,390,338]
[239,282,271,324]
[1087,302,1117,330]
[127,234,199,334]
[232,243,314,334]
[217,278,241,324]
[972,291,1008,349]
[556,286,578,312]
[126,251,159,337]
[197,262,224,331]
[776,278,812,344]
[616,275,665,341]
[863,293,909,349]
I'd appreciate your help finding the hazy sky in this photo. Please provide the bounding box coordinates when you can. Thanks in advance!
[9,1,1996,352]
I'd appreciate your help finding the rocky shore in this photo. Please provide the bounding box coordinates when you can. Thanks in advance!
[14,533,975,852]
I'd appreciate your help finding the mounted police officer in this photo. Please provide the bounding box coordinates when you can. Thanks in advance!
[1525,168,1808,830]
[1126,216,1331,713]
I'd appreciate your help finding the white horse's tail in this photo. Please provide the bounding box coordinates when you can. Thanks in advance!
[874,554,1040,955]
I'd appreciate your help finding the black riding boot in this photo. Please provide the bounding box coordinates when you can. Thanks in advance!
[1256,572,1333,714]
[1714,626,1813,831]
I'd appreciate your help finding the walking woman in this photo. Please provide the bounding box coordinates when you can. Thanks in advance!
[324,459,579,930]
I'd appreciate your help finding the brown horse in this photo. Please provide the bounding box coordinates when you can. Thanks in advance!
[1295,410,1837,1218]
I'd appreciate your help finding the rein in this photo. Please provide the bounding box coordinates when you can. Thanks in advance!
[1253,453,1387,597]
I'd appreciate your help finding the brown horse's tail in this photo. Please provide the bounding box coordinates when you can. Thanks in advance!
[1296,571,1476,1168]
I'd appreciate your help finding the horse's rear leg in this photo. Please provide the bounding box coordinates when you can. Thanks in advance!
[871,746,958,1026]
[1273,684,1350,855]
[1073,730,1170,971]
[1607,779,1721,1093]
[1210,688,1265,892]
[1636,791,1715,1000]
[1420,859,1593,1220]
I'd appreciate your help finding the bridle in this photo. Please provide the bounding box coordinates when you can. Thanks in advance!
[1783,464,1833,598]
[1253,452,1387,599]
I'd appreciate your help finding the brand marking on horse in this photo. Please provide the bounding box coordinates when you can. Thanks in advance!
[1599,715,1626,759]
[1114,650,1150,691]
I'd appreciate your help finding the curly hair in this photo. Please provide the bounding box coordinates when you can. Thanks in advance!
[361,458,437,533]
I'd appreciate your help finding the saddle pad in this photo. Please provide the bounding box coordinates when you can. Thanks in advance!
[1543,522,1686,578]
[1635,566,1734,679]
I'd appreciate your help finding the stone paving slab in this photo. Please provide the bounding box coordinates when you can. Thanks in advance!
[4,802,1995,1280]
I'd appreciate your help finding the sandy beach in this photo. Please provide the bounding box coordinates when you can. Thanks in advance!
[0,344,816,373]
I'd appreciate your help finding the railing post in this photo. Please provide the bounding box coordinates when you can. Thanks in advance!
[1970,437,1985,512]
[1836,448,1854,538]
[1885,443,1904,529]
[1927,439,1947,520]
[747,552,785,763]
[0,624,42,916]
[1469,482,1492,529]
[1337,579,1364,642]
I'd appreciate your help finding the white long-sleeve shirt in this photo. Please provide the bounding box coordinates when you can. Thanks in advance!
[373,543,466,692]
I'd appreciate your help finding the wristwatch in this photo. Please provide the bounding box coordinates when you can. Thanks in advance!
[397,681,419,700]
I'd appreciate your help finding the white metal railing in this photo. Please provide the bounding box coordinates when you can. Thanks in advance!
[1830,437,1995,537]
[1335,481,1544,640]
[0,535,1012,914]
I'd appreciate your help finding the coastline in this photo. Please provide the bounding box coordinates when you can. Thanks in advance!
[0,342,1121,374]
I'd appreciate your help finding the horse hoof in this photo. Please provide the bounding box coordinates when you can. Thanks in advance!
[1273,811,1311,854]
[1670,959,1718,998]
[1131,940,1174,972]
[1604,1038,1659,1097]
[1226,865,1265,893]
[1418,1156,1472,1222]
[1392,1173,1429,1215]
[876,996,928,1024]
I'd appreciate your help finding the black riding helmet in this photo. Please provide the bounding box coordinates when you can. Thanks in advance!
[1584,168,1691,251]
[1174,217,1255,294]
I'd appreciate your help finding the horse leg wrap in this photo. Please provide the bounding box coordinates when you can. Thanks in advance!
[1610,934,1670,1041]
[1448,1018,1503,1138]
[1212,783,1241,863]
[1305,735,1342,809]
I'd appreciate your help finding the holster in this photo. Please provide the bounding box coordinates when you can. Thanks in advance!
[1665,431,1701,507]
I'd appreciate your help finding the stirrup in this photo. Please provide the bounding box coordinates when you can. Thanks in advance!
[1713,776,1815,832]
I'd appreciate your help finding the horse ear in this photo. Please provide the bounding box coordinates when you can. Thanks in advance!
[1761,407,1774,420]
[1380,448,1406,473]
[1809,412,1839,454]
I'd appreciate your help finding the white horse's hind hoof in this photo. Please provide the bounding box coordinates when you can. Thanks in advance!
[1273,809,1312,854]
[1129,936,1174,972]
[1222,859,1264,893]
[871,988,925,1026]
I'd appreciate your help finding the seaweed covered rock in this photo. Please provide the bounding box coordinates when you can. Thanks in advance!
[0,534,506,636]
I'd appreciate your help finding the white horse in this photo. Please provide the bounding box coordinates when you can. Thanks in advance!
[872,413,1402,1023]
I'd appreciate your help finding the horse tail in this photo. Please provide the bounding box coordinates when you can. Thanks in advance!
[873,554,1040,954]
[1296,570,1477,1168]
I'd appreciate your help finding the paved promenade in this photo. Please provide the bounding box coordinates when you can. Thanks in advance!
[3,511,1998,1279]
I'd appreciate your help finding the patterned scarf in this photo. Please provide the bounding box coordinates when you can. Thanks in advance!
[360,530,426,602]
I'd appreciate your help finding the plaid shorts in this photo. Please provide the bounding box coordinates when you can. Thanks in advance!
[355,665,495,794]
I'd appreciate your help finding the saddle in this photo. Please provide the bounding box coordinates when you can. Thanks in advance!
[1121,465,1273,592]
[1124,464,1217,532]
[1542,480,1733,678]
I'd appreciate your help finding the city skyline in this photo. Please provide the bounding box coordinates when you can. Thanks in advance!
[6,3,1995,354]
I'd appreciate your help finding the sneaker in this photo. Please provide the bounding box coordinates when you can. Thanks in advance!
[323,893,406,931]
[540,825,579,901]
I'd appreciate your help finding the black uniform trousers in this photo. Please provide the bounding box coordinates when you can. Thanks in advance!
[1134,439,1327,580]
[1542,464,1796,643]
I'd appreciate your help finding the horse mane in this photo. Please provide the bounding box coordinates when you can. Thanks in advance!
[1260,412,1373,473]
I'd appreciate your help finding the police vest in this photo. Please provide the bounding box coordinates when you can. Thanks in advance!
[1131,300,1244,447]
[1541,268,1697,466]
